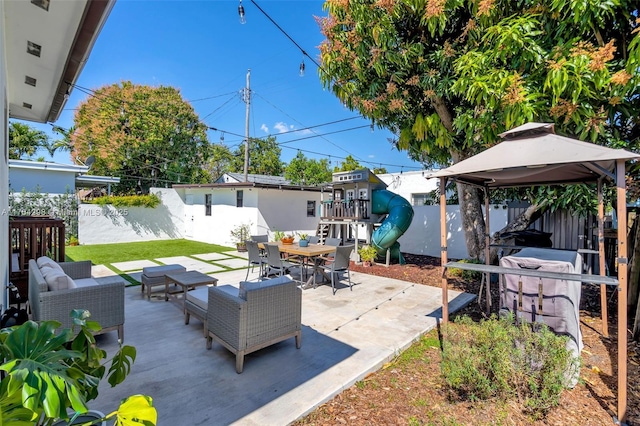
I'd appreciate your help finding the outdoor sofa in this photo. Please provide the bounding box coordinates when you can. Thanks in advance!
[28,257,125,340]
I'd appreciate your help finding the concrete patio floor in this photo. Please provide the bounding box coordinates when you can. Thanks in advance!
[90,261,475,425]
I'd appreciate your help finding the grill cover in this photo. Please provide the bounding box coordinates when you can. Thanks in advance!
[500,248,582,385]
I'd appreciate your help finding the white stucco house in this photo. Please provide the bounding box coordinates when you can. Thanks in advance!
[378,170,508,259]
[173,173,323,247]
[1,0,115,310]
[9,159,120,195]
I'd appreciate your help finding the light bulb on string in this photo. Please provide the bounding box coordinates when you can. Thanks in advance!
[220,132,225,143]
[299,58,305,77]
[238,0,246,24]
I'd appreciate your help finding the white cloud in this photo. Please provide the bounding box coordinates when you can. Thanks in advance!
[368,154,375,159]
[274,122,288,133]
[260,124,269,133]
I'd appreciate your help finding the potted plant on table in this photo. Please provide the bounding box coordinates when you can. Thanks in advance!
[297,233,310,247]
[281,234,295,245]
[273,230,285,242]
[0,309,157,425]
[230,222,251,252]
[358,244,378,267]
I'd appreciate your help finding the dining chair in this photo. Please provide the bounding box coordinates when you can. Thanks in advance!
[263,242,296,277]
[245,240,266,281]
[318,244,354,294]
[308,235,320,244]
[324,237,341,247]
[250,234,269,243]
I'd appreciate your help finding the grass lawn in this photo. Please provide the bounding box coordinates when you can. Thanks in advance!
[65,239,234,265]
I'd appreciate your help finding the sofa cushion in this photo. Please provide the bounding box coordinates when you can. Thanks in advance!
[142,264,186,278]
[74,278,101,288]
[186,286,210,310]
[43,267,76,291]
[37,256,63,272]
[238,276,292,300]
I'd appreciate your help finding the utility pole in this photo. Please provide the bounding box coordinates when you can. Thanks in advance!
[243,69,251,182]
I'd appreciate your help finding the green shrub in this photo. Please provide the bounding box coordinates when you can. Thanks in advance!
[447,258,483,281]
[441,315,579,418]
[89,193,161,208]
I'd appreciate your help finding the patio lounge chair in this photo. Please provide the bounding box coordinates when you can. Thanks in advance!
[206,276,302,373]
[318,244,355,295]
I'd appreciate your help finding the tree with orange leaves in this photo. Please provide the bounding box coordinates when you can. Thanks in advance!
[318,0,640,260]
[70,81,211,194]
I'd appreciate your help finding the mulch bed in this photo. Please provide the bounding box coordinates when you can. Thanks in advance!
[297,253,640,425]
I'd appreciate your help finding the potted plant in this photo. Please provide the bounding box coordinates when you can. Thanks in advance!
[0,309,157,426]
[358,245,378,267]
[272,230,285,242]
[297,232,309,247]
[281,233,295,245]
[230,222,251,252]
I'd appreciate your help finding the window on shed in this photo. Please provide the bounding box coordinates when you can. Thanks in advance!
[236,190,244,207]
[307,200,316,217]
[411,193,430,206]
[205,194,212,216]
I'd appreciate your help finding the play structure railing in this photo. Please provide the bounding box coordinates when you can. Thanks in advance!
[321,199,369,220]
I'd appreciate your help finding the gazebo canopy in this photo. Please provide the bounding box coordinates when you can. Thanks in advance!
[430,121,639,423]
[428,122,640,187]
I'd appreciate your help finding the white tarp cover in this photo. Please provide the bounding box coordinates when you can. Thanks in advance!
[428,122,640,187]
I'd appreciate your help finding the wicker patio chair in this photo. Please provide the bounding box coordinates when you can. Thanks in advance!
[205,276,302,373]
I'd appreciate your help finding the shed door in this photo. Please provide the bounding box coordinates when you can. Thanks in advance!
[185,194,194,238]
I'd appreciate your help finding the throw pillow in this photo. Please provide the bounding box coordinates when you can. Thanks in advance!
[36,256,63,272]
[43,267,76,291]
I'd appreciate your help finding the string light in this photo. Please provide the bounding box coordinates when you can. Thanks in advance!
[238,0,246,24]
[299,58,305,77]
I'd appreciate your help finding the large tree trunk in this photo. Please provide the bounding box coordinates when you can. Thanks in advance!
[457,182,486,260]
[488,204,544,264]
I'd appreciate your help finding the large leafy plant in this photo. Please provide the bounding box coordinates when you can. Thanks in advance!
[0,309,157,425]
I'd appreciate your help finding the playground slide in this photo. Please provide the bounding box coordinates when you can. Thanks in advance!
[371,189,414,264]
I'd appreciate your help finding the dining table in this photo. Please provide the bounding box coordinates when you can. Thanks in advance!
[258,241,337,288]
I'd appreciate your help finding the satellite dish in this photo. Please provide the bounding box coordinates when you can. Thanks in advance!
[85,155,95,170]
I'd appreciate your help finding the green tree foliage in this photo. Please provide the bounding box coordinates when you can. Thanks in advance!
[285,151,333,185]
[71,81,211,194]
[334,154,362,172]
[204,143,235,181]
[8,122,49,160]
[230,136,284,176]
[319,0,640,256]
[47,125,75,157]
[372,166,388,174]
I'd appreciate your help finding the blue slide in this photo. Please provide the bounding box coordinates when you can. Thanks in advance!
[370,189,414,264]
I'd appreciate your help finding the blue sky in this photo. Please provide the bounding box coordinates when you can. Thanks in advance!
[26,0,424,173]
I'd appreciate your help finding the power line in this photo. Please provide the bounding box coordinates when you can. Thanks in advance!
[249,0,322,70]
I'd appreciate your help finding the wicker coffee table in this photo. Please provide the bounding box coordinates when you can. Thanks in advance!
[164,270,218,312]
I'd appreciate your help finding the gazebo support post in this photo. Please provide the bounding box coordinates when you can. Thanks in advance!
[484,187,491,314]
[597,178,609,337]
[440,176,449,323]
[616,160,628,423]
